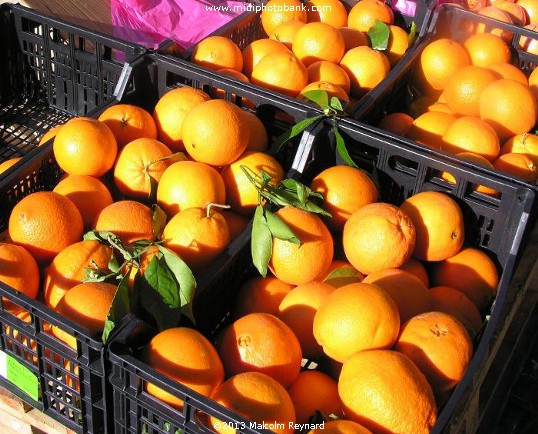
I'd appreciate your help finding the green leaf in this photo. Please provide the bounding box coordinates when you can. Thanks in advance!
[334,126,358,168]
[152,204,168,240]
[83,230,133,261]
[108,254,121,273]
[368,20,390,51]
[157,245,197,325]
[148,174,158,204]
[329,97,344,112]
[265,209,301,244]
[270,115,324,155]
[251,205,273,277]
[145,256,180,307]
[301,89,329,110]
[408,21,417,47]
[102,274,131,343]
[323,265,363,288]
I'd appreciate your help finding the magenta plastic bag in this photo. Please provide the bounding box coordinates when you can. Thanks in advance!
[111,0,249,51]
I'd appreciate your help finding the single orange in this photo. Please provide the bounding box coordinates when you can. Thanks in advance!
[339,46,391,97]
[152,87,211,152]
[8,191,83,264]
[310,165,378,232]
[242,38,291,77]
[400,257,430,288]
[494,152,538,183]
[339,27,369,51]
[377,112,414,137]
[519,0,538,23]
[347,0,394,33]
[306,60,351,94]
[93,200,154,246]
[487,62,528,85]
[338,350,437,433]
[53,175,114,230]
[407,109,457,149]
[502,132,538,163]
[261,0,308,37]
[53,117,117,177]
[292,22,346,67]
[313,282,401,362]
[191,36,243,72]
[529,66,538,101]
[0,243,39,309]
[306,0,348,28]
[496,1,527,25]
[386,25,410,66]
[242,111,269,152]
[464,33,512,67]
[234,276,295,318]
[98,104,157,148]
[430,286,483,336]
[145,327,224,410]
[220,210,250,240]
[442,116,500,161]
[400,191,465,262]
[0,157,22,175]
[156,160,226,217]
[269,206,334,285]
[277,281,335,359]
[270,20,306,49]
[216,312,302,388]
[39,124,63,145]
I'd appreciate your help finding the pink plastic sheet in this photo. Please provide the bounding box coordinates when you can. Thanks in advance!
[111,0,249,50]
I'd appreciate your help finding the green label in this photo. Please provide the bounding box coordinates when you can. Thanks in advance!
[0,350,39,402]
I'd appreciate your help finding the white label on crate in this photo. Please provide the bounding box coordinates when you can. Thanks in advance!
[0,349,39,401]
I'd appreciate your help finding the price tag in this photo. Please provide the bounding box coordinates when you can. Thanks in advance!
[0,350,39,401]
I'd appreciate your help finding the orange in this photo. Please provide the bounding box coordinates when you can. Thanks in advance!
[386,25,410,66]
[156,160,226,217]
[476,6,514,42]
[442,116,500,161]
[8,191,83,264]
[242,38,291,77]
[251,50,309,97]
[39,124,62,145]
[487,62,528,85]
[428,102,456,114]
[444,65,500,117]
[310,165,378,232]
[413,38,470,95]
[400,191,465,262]
[307,0,348,28]
[162,205,230,274]
[342,202,416,275]
[377,112,414,136]
[181,99,249,166]
[277,281,335,358]
[220,210,250,240]
[113,137,174,200]
[220,150,284,216]
[529,66,538,101]
[517,0,538,23]
[430,247,499,310]
[234,276,295,318]
[0,243,39,310]
[144,327,224,410]
[407,110,457,149]
[519,24,538,53]
[363,268,432,324]
[292,22,345,67]
[441,152,499,195]
[339,46,390,97]
[400,257,430,287]
[261,0,308,37]
[216,312,302,387]
[430,286,483,336]
[53,281,116,348]
[464,33,512,67]
[53,117,117,177]
[269,206,334,285]
[306,61,351,94]
[322,260,364,288]
[93,200,154,246]
[502,132,538,163]
[339,27,369,51]
[308,420,373,434]
[43,240,113,310]
[480,78,538,140]
[0,157,22,175]
[313,282,400,362]
[347,0,394,32]
[338,349,437,432]
[210,372,295,434]
[191,36,243,72]
[288,371,343,424]
[217,68,249,82]
[395,311,474,402]
[152,87,211,152]
[53,175,114,230]
[242,111,269,152]
[299,81,349,104]
[494,152,538,182]
[98,104,157,148]
[270,20,306,49]
[497,1,528,24]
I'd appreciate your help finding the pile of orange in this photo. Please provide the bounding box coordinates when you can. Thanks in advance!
[191,0,413,104]
[377,4,538,184]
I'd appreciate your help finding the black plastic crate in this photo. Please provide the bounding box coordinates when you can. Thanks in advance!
[0,3,146,178]
[107,110,536,433]
[351,3,538,187]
